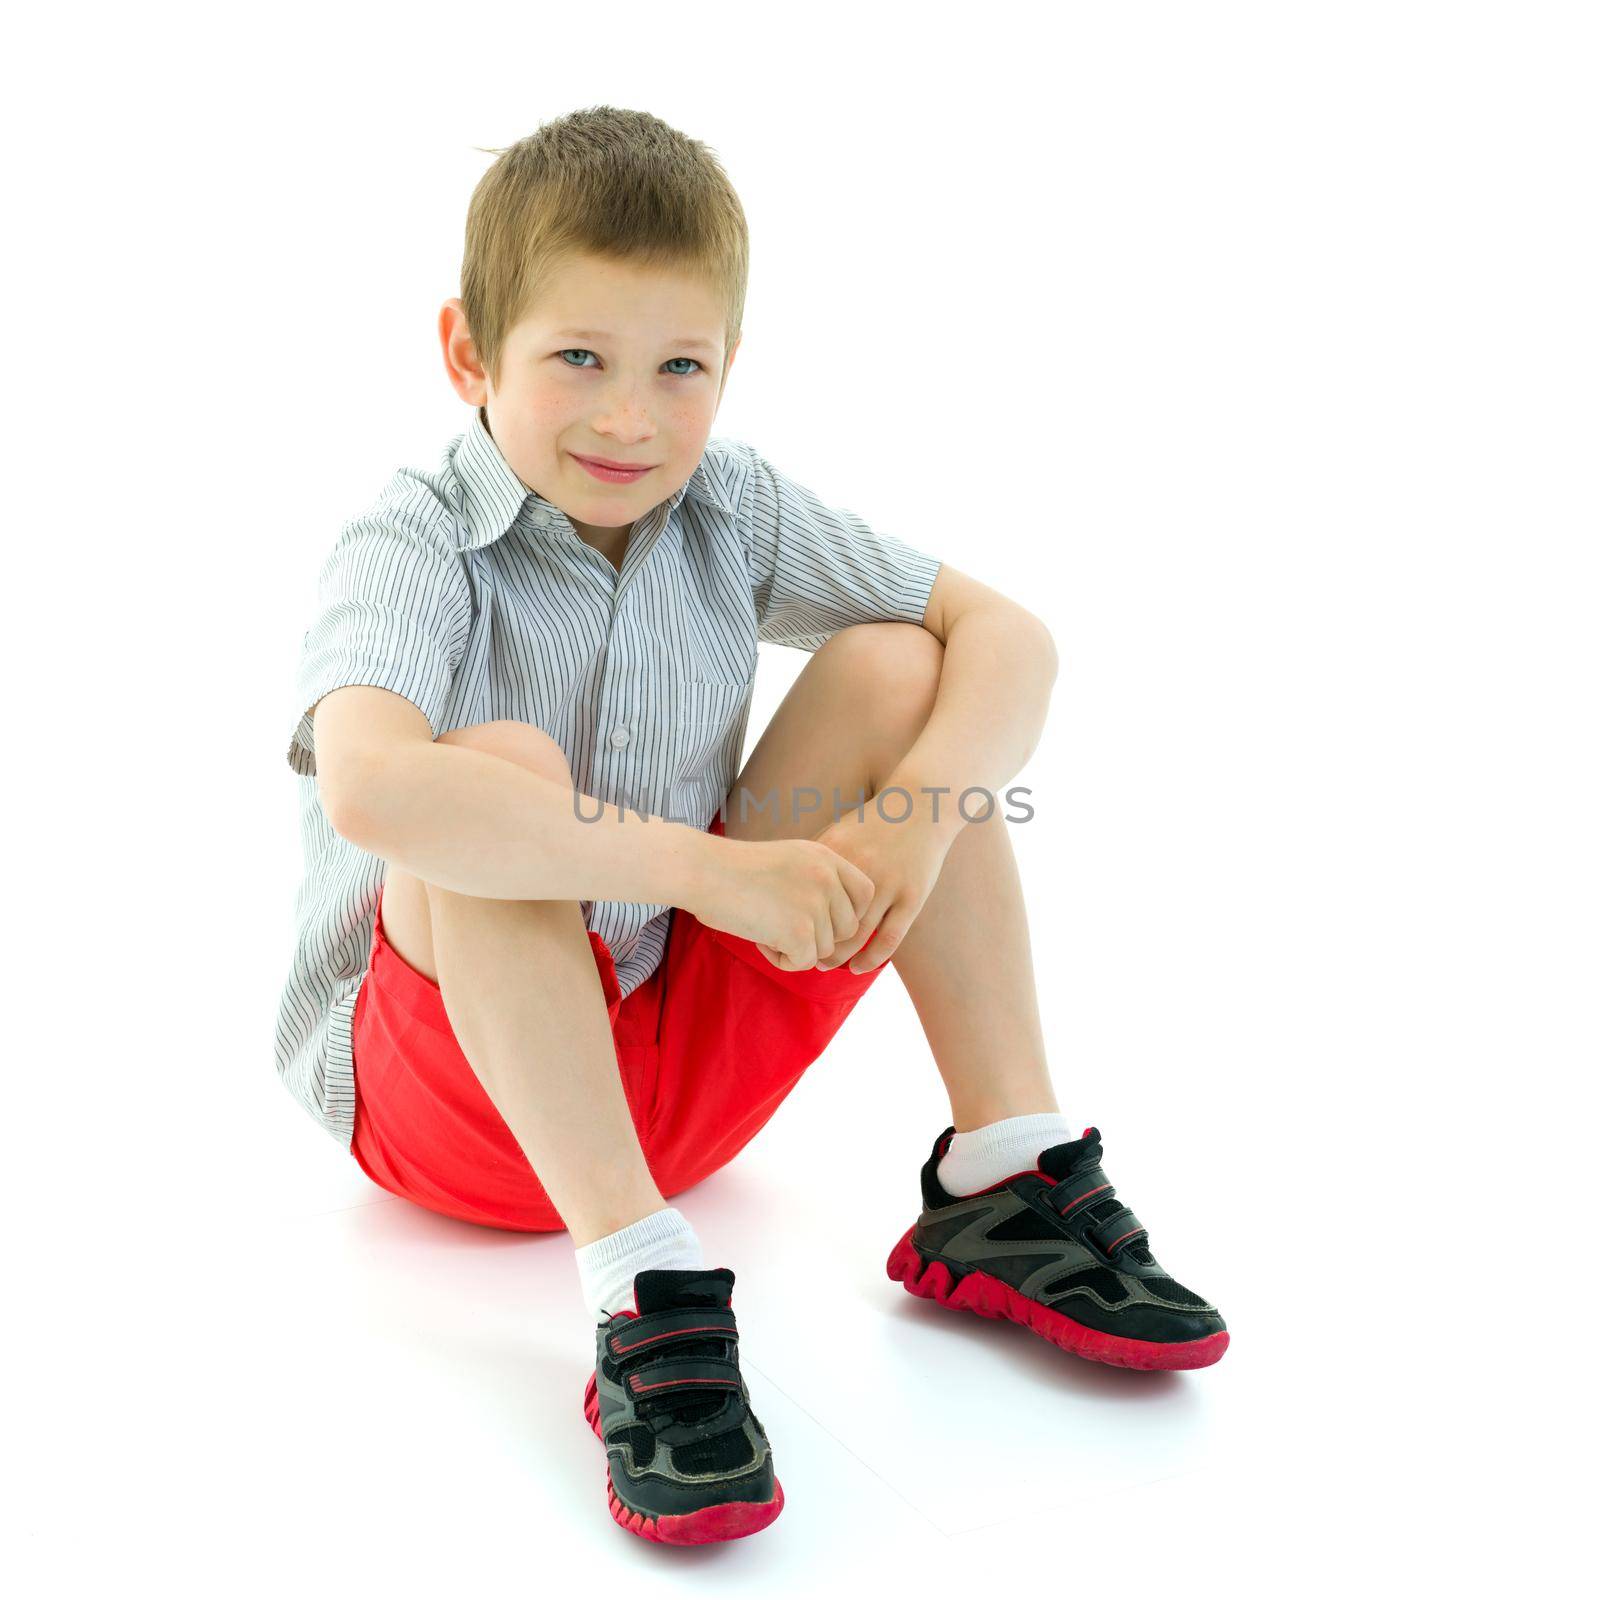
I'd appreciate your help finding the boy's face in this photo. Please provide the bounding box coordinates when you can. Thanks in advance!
[442,252,738,544]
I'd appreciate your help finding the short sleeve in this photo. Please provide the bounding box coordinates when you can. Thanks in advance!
[738,448,942,652]
[286,513,474,778]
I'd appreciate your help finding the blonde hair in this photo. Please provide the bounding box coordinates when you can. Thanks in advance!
[462,107,749,392]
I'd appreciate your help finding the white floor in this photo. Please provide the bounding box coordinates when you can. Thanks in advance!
[16,958,1567,1596]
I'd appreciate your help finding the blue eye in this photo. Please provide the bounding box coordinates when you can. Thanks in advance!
[556,349,704,375]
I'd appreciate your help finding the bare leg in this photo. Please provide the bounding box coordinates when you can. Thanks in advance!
[378,719,667,1246]
[724,624,1058,1133]
[881,793,1059,1130]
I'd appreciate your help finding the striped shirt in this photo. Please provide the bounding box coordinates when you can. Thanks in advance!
[276,407,943,1148]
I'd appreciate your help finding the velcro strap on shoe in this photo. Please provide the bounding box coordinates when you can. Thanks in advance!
[1045,1166,1113,1216]
[606,1307,738,1361]
[1088,1206,1148,1256]
[625,1358,742,1397]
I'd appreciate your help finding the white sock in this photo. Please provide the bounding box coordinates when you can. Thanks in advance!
[935,1112,1078,1196]
[573,1206,704,1324]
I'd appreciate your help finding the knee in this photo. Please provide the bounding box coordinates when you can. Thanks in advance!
[821,622,944,731]
[436,719,575,786]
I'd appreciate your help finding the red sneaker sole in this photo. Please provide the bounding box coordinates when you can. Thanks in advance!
[582,1372,785,1545]
[886,1226,1230,1372]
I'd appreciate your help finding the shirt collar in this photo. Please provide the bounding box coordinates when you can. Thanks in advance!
[448,406,732,551]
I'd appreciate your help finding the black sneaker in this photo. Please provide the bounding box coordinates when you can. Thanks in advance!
[581,1266,785,1544]
[886,1126,1229,1371]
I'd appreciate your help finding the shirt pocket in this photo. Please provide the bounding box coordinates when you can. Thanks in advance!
[671,676,754,782]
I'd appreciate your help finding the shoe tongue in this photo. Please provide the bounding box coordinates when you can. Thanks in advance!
[624,1268,738,1431]
[1034,1129,1154,1263]
[632,1266,735,1315]
[1036,1126,1103,1181]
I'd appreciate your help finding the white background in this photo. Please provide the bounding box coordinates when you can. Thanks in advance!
[7,2,1595,1593]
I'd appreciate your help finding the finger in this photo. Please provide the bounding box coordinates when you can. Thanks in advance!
[848,906,911,973]
[759,938,812,973]
[828,880,860,944]
[813,907,834,966]
[758,934,819,972]
[839,859,875,917]
[823,897,889,971]
[825,883,876,966]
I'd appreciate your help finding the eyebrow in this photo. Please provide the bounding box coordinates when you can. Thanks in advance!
[552,328,722,354]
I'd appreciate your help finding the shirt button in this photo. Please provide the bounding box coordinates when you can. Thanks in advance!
[608,727,631,749]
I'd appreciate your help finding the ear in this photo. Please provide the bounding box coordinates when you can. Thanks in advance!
[439,298,488,405]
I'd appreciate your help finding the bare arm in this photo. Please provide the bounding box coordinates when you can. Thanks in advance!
[313,685,715,910]
[892,563,1059,834]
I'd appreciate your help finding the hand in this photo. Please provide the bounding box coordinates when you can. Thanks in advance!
[806,807,955,974]
[688,834,877,972]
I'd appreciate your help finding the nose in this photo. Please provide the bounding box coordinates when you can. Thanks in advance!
[589,374,657,445]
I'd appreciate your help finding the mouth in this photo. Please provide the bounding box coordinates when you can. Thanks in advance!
[571,452,656,484]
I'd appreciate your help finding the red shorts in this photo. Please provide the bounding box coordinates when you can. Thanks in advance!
[348,812,889,1232]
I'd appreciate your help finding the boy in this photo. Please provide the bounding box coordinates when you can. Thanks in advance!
[277,107,1226,1548]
